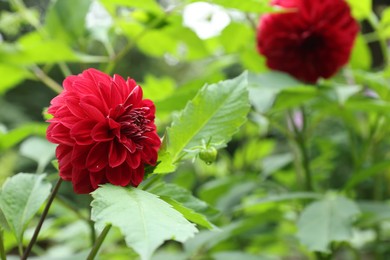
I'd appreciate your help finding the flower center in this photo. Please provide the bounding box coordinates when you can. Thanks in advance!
[300,31,323,51]
[118,107,153,140]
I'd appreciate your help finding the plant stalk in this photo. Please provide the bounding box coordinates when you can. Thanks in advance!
[21,178,63,260]
[86,224,112,260]
[289,109,313,191]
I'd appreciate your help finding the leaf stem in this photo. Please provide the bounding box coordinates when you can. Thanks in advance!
[31,66,63,94]
[289,108,313,191]
[21,178,63,260]
[86,224,112,260]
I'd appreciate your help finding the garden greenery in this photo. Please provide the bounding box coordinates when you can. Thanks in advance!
[1,0,390,259]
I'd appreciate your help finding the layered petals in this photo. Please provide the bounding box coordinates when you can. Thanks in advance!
[257,0,359,83]
[46,68,161,194]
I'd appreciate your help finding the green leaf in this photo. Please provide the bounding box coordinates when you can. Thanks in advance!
[297,194,360,252]
[91,185,198,260]
[248,71,308,113]
[149,183,217,229]
[0,123,48,151]
[156,72,250,173]
[45,0,92,44]
[346,0,372,20]
[206,0,275,13]
[100,0,163,14]
[220,23,253,53]
[333,84,362,105]
[380,7,390,38]
[350,34,371,69]
[19,137,56,173]
[160,197,215,230]
[0,173,52,244]
[0,64,30,94]
[1,32,80,64]
[141,74,175,101]
[344,160,390,191]
[242,192,322,212]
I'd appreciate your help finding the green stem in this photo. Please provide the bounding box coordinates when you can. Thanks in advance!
[89,220,97,246]
[31,66,63,94]
[21,178,63,260]
[86,224,112,260]
[104,11,172,74]
[289,109,313,191]
[0,230,5,260]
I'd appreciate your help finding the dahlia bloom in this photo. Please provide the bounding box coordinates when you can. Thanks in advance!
[46,69,161,194]
[257,0,359,83]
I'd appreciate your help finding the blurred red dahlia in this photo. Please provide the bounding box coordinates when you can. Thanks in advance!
[46,68,161,194]
[257,0,359,83]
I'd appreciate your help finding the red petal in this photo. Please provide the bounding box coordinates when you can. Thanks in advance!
[109,140,127,168]
[126,152,141,169]
[65,95,86,118]
[56,145,73,181]
[86,142,110,172]
[106,164,131,186]
[92,121,114,142]
[130,166,144,186]
[72,168,94,194]
[62,75,78,91]
[89,169,107,189]
[124,86,143,107]
[72,144,93,169]
[80,97,106,121]
[82,68,112,88]
[70,120,96,145]
[47,123,74,146]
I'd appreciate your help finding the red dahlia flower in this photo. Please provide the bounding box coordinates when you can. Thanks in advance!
[46,68,161,194]
[257,0,359,83]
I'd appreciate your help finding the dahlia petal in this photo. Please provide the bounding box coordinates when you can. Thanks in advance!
[89,169,107,189]
[80,100,105,121]
[72,168,94,194]
[109,140,127,168]
[72,144,93,169]
[126,78,137,91]
[56,145,73,181]
[92,121,114,142]
[82,94,108,115]
[142,99,156,116]
[124,86,143,107]
[66,96,86,119]
[47,123,74,146]
[72,79,100,97]
[122,138,137,153]
[130,166,144,186]
[113,74,128,100]
[86,142,110,172]
[126,152,141,169]
[106,164,131,186]
[109,104,125,120]
[141,145,158,165]
[70,120,96,145]
[143,132,161,147]
[83,68,112,88]
[97,82,110,112]
[108,118,121,130]
[62,75,78,91]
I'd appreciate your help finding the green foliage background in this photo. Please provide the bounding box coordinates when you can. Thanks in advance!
[1,0,390,259]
